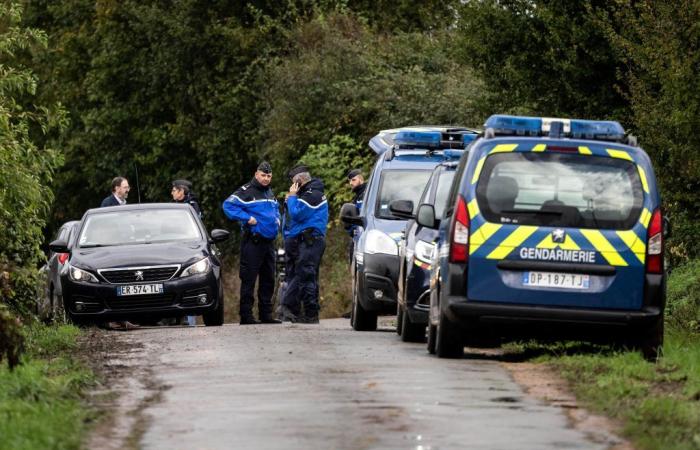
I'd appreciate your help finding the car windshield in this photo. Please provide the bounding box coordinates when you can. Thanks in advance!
[78,208,201,247]
[434,170,456,219]
[475,152,644,229]
[376,170,432,219]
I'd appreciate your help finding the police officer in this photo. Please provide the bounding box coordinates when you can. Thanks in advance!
[278,165,329,324]
[345,169,366,258]
[222,162,281,325]
[171,179,202,217]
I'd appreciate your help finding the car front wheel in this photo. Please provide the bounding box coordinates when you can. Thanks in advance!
[351,277,377,331]
[435,309,463,358]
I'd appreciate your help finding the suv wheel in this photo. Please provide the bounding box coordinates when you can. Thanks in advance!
[401,309,426,343]
[435,310,463,358]
[633,315,664,362]
[396,303,404,336]
[427,323,437,354]
[351,278,377,331]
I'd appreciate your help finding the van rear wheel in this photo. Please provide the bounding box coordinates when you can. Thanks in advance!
[396,304,404,336]
[435,311,463,358]
[401,309,426,343]
[635,315,664,362]
[427,324,437,354]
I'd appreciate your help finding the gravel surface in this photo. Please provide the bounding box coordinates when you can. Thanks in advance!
[90,319,618,450]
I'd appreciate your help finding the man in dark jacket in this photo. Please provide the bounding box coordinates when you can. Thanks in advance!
[100,177,130,207]
[171,179,202,218]
[222,162,281,325]
[278,165,329,324]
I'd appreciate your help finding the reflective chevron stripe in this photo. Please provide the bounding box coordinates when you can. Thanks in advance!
[471,157,486,184]
[486,226,538,260]
[578,146,592,155]
[606,149,633,161]
[580,229,628,266]
[469,222,501,255]
[532,144,546,152]
[637,165,650,193]
[616,230,646,264]
[468,199,480,219]
[639,208,652,228]
[490,143,519,154]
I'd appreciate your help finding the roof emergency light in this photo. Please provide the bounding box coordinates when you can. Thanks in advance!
[394,130,442,149]
[484,114,626,142]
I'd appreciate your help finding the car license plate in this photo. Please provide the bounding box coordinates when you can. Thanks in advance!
[522,271,590,289]
[117,284,164,296]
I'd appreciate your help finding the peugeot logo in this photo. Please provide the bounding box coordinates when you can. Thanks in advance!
[134,270,144,281]
[552,229,566,244]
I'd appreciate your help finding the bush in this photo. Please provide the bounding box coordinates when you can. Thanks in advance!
[666,259,700,333]
[0,305,24,370]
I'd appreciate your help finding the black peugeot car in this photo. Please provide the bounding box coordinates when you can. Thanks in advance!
[49,203,229,326]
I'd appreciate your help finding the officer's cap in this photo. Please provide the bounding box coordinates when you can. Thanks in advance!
[287,164,309,180]
[172,179,192,189]
[347,169,362,180]
[257,161,272,174]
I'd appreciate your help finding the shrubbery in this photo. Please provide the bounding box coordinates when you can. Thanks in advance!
[666,260,700,333]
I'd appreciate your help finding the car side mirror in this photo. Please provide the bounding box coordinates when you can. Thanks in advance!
[49,239,70,254]
[340,203,362,226]
[416,204,437,229]
[663,216,672,239]
[389,200,414,219]
[210,229,230,243]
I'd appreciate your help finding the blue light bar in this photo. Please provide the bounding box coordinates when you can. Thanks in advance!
[484,114,627,142]
[394,130,442,148]
[484,115,542,136]
[570,119,625,141]
[462,133,477,145]
[442,149,465,159]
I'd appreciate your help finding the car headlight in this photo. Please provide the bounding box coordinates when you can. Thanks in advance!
[364,230,399,256]
[68,265,99,283]
[180,258,210,278]
[414,240,436,264]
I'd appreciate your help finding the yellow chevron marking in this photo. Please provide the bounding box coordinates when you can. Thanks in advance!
[469,223,501,255]
[468,199,480,219]
[616,230,646,264]
[532,144,546,152]
[486,226,538,260]
[578,146,592,155]
[639,208,652,228]
[471,156,486,184]
[606,149,633,161]
[536,234,580,250]
[580,229,628,266]
[490,143,519,154]
[637,165,650,194]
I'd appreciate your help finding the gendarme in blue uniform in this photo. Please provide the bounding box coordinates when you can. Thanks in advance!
[222,165,281,324]
[281,173,329,323]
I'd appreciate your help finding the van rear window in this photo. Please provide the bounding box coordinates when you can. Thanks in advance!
[475,152,644,230]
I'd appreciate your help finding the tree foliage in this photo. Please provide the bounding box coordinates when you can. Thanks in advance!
[0,0,65,362]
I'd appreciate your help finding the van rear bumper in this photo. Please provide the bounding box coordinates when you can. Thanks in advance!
[445,298,661,327]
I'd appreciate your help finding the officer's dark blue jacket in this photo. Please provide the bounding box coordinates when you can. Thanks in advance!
[345,182,366,237]
[284,178,329,238]
[175,192,202,217]
[222,178,280,239]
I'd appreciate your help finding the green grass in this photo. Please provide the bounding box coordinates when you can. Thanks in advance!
[504,331,700,450]
[0,324,96,450]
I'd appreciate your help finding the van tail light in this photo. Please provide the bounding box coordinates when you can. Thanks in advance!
[449,195,470,263]
[57,253,69,265]
[645,209,663,274]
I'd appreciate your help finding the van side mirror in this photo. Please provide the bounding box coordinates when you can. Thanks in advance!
[663,216,672,239]
[416,204,437,229]
[49,239,70,254]
[210,229,230,243]
[389,200,414,219]
[340,203,362,226]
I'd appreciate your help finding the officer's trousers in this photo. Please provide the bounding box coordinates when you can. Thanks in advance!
[282,234,325,317]
[239,237,276,319]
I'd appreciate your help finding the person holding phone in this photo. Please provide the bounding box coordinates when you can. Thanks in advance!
[278,165,329,324]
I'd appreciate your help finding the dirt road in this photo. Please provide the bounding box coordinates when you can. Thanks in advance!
[89,319,623,449]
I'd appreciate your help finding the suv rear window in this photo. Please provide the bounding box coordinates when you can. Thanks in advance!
[376,170,432,219]
[475,152,644,230]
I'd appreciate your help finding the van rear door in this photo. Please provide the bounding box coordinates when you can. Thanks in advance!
[465,144,651,310]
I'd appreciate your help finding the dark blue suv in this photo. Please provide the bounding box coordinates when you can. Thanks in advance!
[341,127,476,331]
[394,162,460,342]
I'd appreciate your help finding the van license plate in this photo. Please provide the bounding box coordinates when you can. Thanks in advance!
[522,272,589,289]
[117,284,164,296]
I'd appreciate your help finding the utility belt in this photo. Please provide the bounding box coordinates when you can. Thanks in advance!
[297,228,323,244]
[242,229,274,244]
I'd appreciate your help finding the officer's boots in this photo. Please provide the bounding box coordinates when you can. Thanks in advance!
[260,314,281,324]
[298,313,319,324]
[240,315,260,325]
